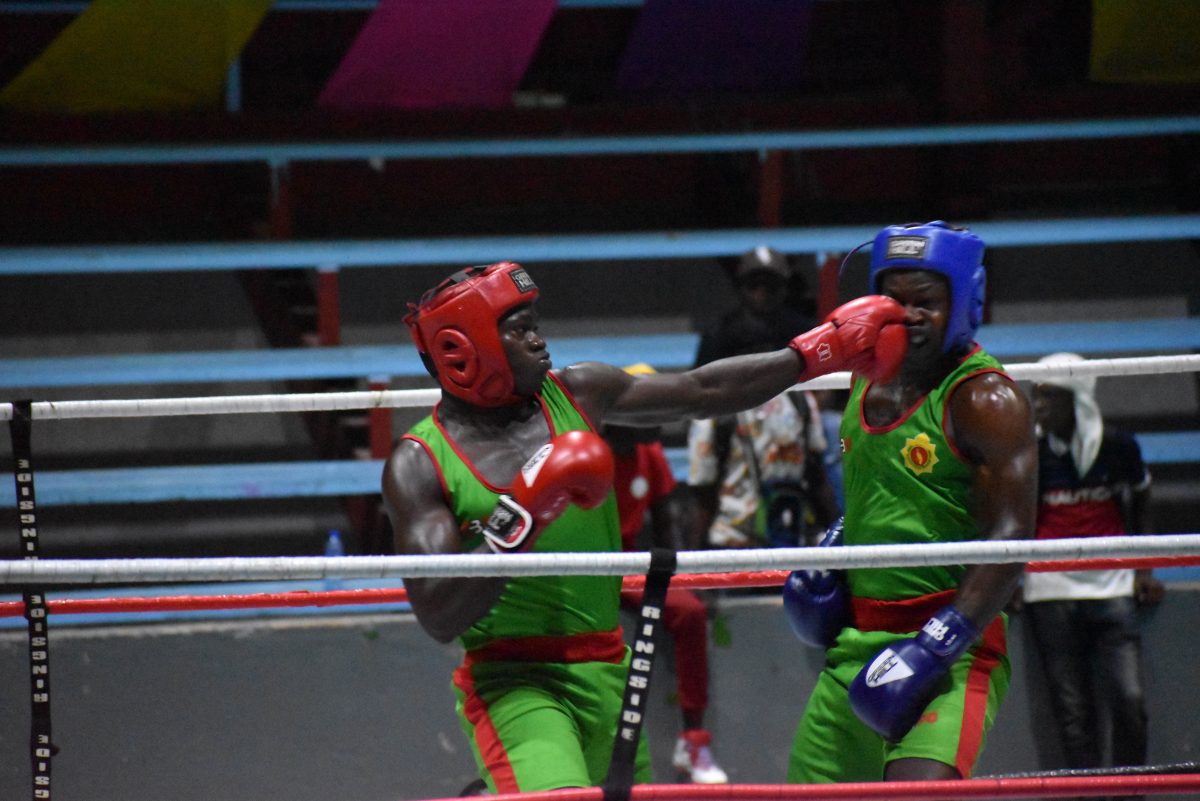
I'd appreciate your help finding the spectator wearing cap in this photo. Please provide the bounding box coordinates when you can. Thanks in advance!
[694,246,814,366]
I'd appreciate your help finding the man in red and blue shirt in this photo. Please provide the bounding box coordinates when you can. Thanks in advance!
[1023,352,1163,774]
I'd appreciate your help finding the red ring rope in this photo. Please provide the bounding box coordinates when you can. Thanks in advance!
[0,588,408,617]
[1026,555,1200,572]
[1,554,1197,619]
[420,773,1200,801]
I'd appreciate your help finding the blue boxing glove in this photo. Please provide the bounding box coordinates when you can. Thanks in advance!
[848,605,980,742]
[782,518,849,649]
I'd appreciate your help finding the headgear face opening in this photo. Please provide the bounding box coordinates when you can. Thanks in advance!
[404,261,539,407]
[868,220,986,353]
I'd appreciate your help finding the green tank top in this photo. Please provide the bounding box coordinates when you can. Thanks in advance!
[840,348,1008,601]
[405,373,622,651]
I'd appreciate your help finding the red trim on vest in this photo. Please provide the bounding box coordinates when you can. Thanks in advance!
[430,406,507,494]
[854,346,984,434]
[953,618,1007,778]
[546,370,599,435]
[856,380,928,434]
[427,387,560,494]
[452,664,519,792]
[400,434,452,507]
[940,363,1011,463]
[462,628,626,666]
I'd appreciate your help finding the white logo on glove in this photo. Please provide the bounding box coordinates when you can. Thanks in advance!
[481,496,535,553]
[922,617,950,642]
[816,342,832,362]
[864,648,915,687]
[520,443,554,485]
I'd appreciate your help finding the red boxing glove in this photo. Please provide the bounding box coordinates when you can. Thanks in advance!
[788,295,908,384]
[481,430,615,553]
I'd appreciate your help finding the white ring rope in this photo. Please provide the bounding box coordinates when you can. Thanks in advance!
[4,533,1200,585]
[1,387,443,421]
[1,354,1197,420]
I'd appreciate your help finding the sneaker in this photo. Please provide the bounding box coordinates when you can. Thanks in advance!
[671,728,729,784]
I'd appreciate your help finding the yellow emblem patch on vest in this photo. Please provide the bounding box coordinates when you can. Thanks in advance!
[901,432,939,476]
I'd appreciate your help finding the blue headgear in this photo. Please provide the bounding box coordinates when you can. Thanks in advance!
[868,221,986,353]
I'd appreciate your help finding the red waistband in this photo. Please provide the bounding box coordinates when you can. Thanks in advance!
[850,589,1006,648]
[850,589,960,634]
[462,628,626,666]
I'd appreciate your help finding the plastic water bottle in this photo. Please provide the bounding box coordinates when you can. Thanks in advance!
[323,529,345,589]
[324,529,346,557]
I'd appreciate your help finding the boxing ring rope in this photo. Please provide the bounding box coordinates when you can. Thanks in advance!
[5,534,1200,585]
[421,772,1200,800]
[3,554,1199,620]
[1,353,1197,421]
[6,353,1200,801]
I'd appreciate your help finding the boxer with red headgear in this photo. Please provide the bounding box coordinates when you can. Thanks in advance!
[405,261,539,407]
[384,260,907,793]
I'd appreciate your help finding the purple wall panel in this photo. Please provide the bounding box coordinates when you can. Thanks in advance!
[617,0,813,95]
[319,0,557,110]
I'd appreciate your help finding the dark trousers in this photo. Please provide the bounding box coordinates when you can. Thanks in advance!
[1026,596,1148,770]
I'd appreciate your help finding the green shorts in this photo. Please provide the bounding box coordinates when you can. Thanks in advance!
[788,618,1010,783]
[453,649,652,792]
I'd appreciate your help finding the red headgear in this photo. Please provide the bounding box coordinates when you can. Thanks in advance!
[404,262,539,407]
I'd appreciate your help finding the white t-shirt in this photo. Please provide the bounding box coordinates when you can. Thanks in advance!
[687,391,826,547]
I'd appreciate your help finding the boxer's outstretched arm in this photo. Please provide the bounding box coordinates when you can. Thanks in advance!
[566,295,907,427]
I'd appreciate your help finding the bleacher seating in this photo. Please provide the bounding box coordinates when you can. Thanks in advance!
[2,318,1197,389]
[5,429,1200,509]
[2,124,1196,552]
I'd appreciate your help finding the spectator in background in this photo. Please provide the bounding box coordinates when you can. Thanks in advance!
[1022,352,1164,779]
[689,247,840,549]
[694,245,814,367]
[603,369,728,784]
[812,388,850,513]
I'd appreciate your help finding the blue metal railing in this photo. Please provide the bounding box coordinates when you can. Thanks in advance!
[1,319,1197,389]
[3,432,1196,507]
[3,116,1198,167]
[2,215,1198,274]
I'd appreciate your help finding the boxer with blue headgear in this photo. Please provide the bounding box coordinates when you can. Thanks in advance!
[787,220,1036,788]
[868,221,986,354]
